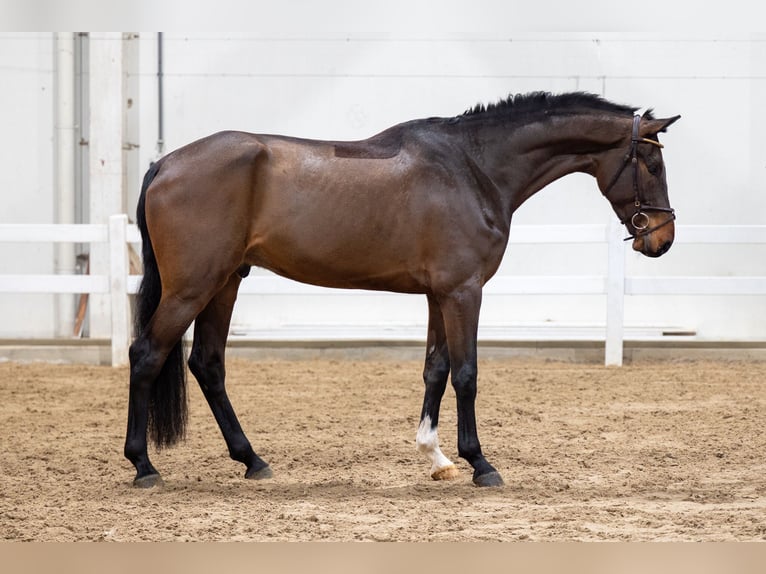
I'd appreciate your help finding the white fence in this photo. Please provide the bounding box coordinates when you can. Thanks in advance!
[1,214,766,367]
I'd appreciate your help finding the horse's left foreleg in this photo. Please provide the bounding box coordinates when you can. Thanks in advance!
[438,282,504,487]
[188,274,272,480]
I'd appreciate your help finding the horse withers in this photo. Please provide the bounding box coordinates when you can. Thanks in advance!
[124,92,680,488]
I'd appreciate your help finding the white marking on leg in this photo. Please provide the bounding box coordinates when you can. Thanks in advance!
[416,415,456,478]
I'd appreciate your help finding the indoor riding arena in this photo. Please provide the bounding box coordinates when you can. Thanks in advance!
[1,353,765,541]
[2,11,766,545]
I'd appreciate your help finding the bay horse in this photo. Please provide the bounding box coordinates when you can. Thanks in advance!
[125,92,680,488]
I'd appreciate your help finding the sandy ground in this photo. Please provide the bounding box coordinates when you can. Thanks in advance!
[1,356,764,541]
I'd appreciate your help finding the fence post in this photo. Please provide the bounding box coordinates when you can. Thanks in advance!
[605,219,626,366]
[109,214,130,367]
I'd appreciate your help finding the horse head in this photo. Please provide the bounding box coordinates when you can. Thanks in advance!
[597,113,681,257]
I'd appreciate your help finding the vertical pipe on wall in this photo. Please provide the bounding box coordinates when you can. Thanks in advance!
[157,32,164,156]
[73,33,90,337]
[55,32,76,337]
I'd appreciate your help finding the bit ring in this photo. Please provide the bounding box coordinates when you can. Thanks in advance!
[631,212,650,231]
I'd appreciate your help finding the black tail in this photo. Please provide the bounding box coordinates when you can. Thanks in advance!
[135,161,188,449]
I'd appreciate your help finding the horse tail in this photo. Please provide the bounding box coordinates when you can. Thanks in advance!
[134,160,188,449]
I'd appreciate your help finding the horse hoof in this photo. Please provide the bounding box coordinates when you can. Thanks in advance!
[431,465,459,481]
[133,473,164,489]
[245,465,273,480]
[473,471,504,487]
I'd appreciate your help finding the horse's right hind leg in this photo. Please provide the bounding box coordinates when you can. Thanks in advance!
[188,274,272,480]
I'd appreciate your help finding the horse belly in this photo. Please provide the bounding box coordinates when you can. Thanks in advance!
[246,212,429,293]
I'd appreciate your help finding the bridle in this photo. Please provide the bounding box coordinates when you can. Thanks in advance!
[602,114,676,241]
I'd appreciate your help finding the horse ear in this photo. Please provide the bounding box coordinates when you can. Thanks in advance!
[640,115,681,136]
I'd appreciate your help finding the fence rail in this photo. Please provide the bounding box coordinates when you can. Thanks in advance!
[1,215,765,366]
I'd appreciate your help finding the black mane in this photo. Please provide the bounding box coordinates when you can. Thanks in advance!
[461,91,653,120]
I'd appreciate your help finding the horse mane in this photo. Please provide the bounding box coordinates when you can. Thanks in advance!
[460,91,655,121]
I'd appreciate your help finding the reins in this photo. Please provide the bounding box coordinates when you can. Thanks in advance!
[602,114,676,241]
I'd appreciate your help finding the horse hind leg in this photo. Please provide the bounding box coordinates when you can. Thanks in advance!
[125,294,210,488]
[416,295,459,481]
[188,274,272,480]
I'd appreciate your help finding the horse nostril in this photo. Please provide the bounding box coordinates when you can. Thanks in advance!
[657,240,673,256]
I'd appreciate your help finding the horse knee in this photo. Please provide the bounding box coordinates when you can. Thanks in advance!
[423,360,450,388]
[451,363,477,400]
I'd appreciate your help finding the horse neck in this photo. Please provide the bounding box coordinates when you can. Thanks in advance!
[461,112,631,214]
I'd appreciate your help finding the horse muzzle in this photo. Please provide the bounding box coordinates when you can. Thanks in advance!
[631,215,675,258]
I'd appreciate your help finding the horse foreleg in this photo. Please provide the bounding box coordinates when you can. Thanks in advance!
[439,283,504,487]
[188,275,272,480]
[416,295,459,480]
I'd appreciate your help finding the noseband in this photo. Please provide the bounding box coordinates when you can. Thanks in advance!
[603,114,676,241]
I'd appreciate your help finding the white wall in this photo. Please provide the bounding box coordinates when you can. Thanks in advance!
[0,33,56,337]
[2,24,765,341]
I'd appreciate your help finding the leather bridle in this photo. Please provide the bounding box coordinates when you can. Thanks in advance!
[602,114,676,241]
